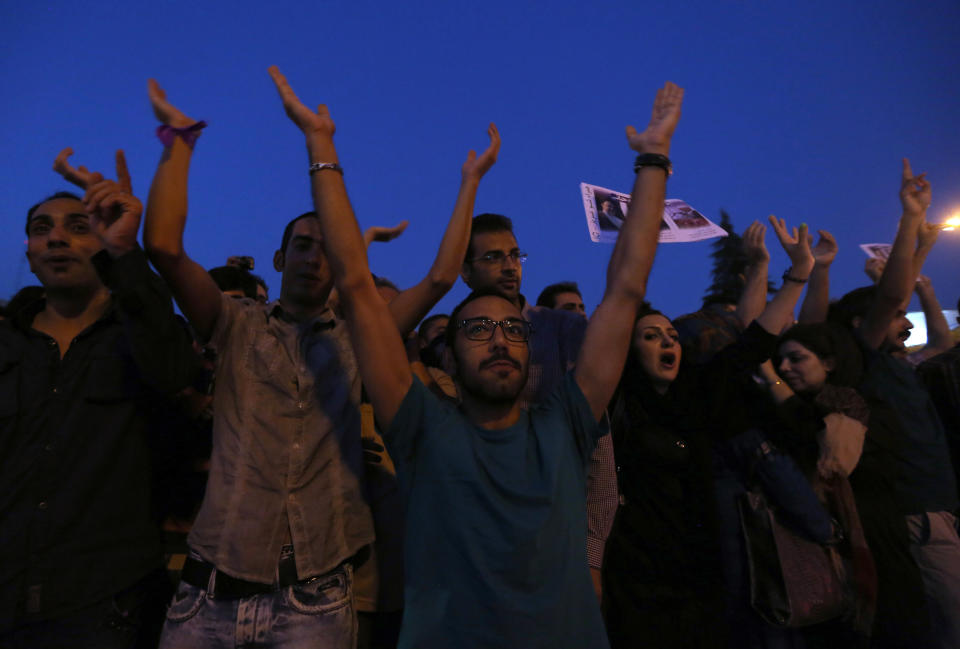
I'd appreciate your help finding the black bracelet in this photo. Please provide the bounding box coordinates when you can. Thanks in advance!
[634,153,672,176]
[782,268,808,284]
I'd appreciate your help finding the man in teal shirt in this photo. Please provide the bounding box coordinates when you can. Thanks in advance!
[269,65,683,648]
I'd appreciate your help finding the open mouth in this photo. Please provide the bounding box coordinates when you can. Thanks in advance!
[659,351,677,369]
[896,330,911,342]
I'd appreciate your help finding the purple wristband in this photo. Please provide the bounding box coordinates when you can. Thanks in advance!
[156,121,207,149]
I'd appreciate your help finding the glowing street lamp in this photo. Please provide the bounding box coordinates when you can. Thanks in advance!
[941,215,960,232]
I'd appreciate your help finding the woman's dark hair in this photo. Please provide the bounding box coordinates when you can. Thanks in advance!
[776,322,863,388]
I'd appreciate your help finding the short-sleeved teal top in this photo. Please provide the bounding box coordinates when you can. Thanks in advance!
[386,372,609,649]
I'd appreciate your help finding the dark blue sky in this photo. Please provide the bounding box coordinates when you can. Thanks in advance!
[4,1,959,320]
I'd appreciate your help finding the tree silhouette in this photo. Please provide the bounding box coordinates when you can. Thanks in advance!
[702,211,772,307]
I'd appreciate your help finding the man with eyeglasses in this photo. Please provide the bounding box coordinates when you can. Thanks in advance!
[460,213,590,408]
[270,63,683,647]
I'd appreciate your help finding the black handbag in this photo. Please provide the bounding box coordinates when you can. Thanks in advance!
[738,487,848,628]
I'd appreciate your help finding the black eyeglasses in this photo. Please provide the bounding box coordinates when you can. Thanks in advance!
[468,250,528,265]
[456,318,533,342]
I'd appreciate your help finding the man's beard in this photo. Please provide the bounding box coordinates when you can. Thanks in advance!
[456,355,528,405]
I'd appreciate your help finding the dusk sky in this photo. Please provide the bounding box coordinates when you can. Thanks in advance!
[4,1,959,325]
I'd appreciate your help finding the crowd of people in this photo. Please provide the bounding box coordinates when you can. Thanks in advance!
[1,70,958,649]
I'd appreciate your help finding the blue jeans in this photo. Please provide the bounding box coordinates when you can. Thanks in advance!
[158,563,356,649]
[906,511,960,649]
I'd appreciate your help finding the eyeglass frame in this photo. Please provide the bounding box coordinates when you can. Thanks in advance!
[466,250,529,266]
[455,317,535,343]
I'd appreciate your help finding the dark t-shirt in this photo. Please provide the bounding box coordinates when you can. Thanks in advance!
[856,338,958,513]
[386,373,609,649]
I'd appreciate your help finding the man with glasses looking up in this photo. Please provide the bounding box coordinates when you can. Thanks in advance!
[269,64,683,647]
[460,213,588,407]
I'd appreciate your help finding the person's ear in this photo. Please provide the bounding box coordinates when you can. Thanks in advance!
[442,344,458,378]
[460,262,473,286]
[851,315,863,331]
[273,249,284,272]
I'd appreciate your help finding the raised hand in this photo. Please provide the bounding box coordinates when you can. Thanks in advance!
[53,148,104,190]
[268,66,335,138]
[768,215,814,273]
[82,150,143,256]
[364,220,409,248]
[742,220,769,265]
[809,229,838,267]
[864,257,885,284]
[147,79,195,128]
[626,81,684,155]
[900,158,931,216]
[461,123,501,182]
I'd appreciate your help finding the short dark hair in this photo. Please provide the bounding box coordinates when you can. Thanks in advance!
[208,265,258,299]
[828,286,877,330]
[636,301,664,321]
[418,313,449,343]
[466,213,515,261]
[280,211,318,254]
[445,288,521,349]
[536,281,582,308]
[776,322,863,388]
[26,191,83,235]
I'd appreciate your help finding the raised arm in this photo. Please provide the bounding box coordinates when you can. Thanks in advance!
[54,149,198,391]
[797,229,838,324]
[386,124,500,335]
[736,220,771,327]
[755,216,815,335]
[269,66,411,428]
[859,159,929,349]
[910,274,953,362]
[142,79,223,341]
[575,82,683,420]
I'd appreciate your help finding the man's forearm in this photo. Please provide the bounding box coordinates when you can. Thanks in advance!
[757,264,812,335]
[797,264,830,324]
[386,176,478,335]
[604,166,665,303]
[306,134,372,295]
[144,140,193,261]
[917,282,953,351]
[429,176,478,286]
[876,212,922,308]
[737,261,770,327]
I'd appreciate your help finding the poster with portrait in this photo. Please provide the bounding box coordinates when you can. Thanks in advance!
[581,183,728,244]
[859,243,892,260]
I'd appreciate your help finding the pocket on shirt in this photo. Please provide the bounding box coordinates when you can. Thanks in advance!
[164,581,207,623]
[284,566,352,615]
